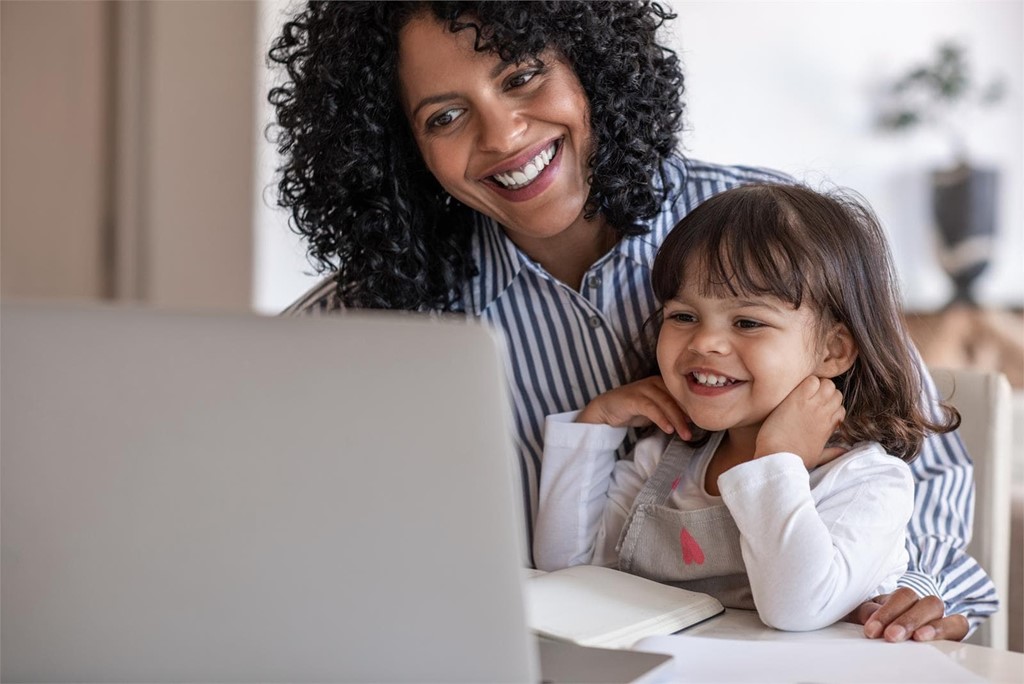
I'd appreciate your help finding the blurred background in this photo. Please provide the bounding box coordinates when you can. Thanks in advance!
[1,0,1022,651]
[2,0,1020,386]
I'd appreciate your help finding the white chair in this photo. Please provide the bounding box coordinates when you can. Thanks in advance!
[930,367,1013,650]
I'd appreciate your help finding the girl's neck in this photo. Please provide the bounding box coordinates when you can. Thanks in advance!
[704,426,761,496]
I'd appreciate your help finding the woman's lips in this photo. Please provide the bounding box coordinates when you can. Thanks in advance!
[483,139,562,203]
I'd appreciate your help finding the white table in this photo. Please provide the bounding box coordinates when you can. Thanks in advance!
[663,609,1024,683]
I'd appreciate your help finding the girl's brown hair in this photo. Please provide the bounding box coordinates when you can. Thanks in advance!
[650,183,959,461]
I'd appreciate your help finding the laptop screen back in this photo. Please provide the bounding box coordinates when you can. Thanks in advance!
[1,302,537,683]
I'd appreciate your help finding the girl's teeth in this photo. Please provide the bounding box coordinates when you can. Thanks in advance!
[694,372,731,387]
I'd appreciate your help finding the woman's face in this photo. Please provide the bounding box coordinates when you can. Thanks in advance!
[397,14,597,251]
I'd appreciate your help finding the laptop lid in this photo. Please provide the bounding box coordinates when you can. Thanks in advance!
[1,302,537,683]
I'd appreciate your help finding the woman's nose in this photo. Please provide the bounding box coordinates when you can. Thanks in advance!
[475,101,527,153]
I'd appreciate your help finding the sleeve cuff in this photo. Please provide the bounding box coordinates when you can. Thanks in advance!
[896,571,942,601]
[717,451,806,495]
[543,411,628,450]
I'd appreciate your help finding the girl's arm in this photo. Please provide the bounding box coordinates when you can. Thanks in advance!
[534,377,687,571]
[719,444,915,632]
[533,414,667,571]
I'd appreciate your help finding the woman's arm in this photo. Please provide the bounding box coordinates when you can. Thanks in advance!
[852,363,997,641]
[719,445,915,632]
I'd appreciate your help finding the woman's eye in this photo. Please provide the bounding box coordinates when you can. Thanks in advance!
[428,108,464,129]
[735,319,764,329]
[506,68,540,89]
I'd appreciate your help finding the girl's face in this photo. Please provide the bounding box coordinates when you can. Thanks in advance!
[397,14,597,252]
[656,271,844,439]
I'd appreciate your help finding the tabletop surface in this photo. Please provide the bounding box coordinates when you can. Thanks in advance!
[663,609,1024,683]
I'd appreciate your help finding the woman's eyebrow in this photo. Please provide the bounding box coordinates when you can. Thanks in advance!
[411,92,459,119]
[410,59,531,117]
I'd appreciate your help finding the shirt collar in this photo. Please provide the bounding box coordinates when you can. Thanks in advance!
[462,158,680,315]
[464,213,527,316]
[464,216,661,316]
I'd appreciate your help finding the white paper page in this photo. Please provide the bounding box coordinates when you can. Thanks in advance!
[633,635,983,684]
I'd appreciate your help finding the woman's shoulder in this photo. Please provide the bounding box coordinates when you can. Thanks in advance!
[279,276,345,316]
[664,154,795,189]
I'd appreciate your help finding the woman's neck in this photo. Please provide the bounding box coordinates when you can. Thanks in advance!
[506,214,619,291]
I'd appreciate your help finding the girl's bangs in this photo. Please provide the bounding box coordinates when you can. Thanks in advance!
[683,221,808,309]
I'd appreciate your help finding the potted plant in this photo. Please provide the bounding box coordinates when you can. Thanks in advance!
[876,41,1006,307]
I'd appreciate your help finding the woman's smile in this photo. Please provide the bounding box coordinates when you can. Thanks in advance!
[480,138,563,201]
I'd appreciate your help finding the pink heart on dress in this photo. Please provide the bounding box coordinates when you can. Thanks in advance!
[679,528,705,565]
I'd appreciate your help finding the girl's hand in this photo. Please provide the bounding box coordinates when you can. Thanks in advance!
[754,375,845,469]
[577,377,692,439]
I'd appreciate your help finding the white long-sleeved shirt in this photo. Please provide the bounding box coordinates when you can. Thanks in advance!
[534,412,915,631]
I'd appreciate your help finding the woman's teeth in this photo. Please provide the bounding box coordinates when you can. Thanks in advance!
[692,372,735,387]
[492,142,557,189]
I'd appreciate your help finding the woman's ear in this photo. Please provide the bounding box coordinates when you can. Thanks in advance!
[816,323,858,378]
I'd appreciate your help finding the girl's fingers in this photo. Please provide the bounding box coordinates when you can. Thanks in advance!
[652,394,690,438]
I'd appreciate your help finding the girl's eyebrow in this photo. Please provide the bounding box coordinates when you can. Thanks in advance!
[734,298,786,313]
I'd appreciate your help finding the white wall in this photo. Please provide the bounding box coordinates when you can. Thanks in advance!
[253,0,317,314]
[664,0,1023,310]
[253,0,1024,313]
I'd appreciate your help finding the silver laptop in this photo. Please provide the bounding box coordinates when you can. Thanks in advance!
[1,302,670,683]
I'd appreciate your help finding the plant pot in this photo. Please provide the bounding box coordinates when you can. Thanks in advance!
[931,164,999,307]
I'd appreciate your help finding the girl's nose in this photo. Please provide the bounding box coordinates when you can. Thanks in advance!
[688,326,729,356]
[476,101,527,153]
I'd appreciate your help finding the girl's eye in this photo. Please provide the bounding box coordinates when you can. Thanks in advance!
[427,108,464,129]
[735,319,764,330]
[668,312,696,324]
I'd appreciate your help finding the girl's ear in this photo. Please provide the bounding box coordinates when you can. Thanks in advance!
[816,323,858,378]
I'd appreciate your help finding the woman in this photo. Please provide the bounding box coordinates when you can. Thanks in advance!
[269,1,991,641]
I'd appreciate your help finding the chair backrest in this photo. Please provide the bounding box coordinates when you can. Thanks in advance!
[930,367,1012,650]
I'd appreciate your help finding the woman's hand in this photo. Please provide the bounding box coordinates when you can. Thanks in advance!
[846,587,969,642]
[577,377,692,439]
[754,376,845,469]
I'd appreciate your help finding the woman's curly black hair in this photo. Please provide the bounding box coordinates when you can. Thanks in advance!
[268,1,685,311]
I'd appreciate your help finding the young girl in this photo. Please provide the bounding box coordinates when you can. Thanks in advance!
[533,183,961,632]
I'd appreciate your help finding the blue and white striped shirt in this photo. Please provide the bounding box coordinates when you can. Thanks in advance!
[285,155,997,630]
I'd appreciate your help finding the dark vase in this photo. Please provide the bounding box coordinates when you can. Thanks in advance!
[931,164,999,307]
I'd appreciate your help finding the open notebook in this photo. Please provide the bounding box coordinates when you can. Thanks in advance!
[527,565,724,648]
[1,302,678,683]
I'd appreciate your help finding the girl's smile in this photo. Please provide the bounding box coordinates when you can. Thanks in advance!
[684,368,746,396]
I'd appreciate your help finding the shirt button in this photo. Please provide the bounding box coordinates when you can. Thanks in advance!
[588,316,602,329]
[587,275,602,289]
